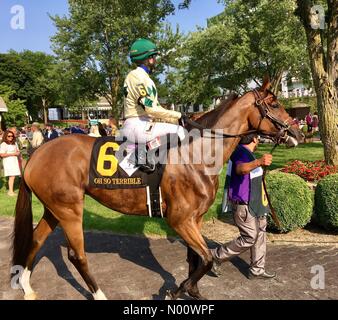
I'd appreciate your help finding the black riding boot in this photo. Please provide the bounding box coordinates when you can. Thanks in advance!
[129,144,156,173]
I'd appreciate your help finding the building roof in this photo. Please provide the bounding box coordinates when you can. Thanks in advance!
[0,96,8,112]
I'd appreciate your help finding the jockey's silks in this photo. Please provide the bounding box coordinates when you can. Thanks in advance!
[123,67,181,123]
[124,67,181,123]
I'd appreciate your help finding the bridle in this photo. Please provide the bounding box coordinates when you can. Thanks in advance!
[184,89,294,143]
[252,89,293,144]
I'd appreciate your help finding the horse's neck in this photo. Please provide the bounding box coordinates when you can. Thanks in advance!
[196,93,250,131]
[193,93,252,171]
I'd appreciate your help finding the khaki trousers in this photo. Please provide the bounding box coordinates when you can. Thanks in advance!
[213,204,267,275]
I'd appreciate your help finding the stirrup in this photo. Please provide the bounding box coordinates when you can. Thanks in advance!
[139,162,156,173]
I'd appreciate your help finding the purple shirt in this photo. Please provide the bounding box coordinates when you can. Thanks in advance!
[228,145,254,203]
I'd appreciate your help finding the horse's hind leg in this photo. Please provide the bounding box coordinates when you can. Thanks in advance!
[57,205,107,300]
[20,208,59,300]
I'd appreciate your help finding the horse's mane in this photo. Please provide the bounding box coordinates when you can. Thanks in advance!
[193,92,239,129]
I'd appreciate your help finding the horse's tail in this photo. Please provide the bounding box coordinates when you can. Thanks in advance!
[12,176,33,268]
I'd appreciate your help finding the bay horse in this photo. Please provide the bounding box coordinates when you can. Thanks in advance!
[12,79,303,300]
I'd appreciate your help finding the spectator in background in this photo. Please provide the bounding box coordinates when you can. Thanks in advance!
[44,123,59,142]
[305,112,313,133]
[88,125,101,137]
[312,112,319,132]
[0,129,3,142]
[8,127,23,150]
[98,122,107,137]
[293,117,300,129]
[28,122,44,157]
[25,124,33,142]
[63,128,71,135]
[108,116,118,136]
[0,130,22,196]
[70,124,86,134]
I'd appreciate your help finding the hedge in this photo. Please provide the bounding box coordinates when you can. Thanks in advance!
[314,173,338,231]
[266,171,313,233]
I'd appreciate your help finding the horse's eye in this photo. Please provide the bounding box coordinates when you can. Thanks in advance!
[271,103,280,109]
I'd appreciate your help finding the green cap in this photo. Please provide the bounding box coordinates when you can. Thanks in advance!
[129,39,159,62]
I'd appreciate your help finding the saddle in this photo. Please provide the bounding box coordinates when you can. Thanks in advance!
[89,134,180,218]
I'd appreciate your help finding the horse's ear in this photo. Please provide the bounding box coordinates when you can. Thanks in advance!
[260,74,271,92]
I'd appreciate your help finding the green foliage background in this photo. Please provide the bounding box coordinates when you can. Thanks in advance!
[315,174,338,231]
[266,171,313,233]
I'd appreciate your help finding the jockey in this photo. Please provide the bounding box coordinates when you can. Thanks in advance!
[122,38,185,172]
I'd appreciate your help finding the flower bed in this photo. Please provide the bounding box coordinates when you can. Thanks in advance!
[281,160,337,182]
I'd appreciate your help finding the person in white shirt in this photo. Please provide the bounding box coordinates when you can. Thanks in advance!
[121,38,186,172]
[28,122,44,157]
[0,130,21,196]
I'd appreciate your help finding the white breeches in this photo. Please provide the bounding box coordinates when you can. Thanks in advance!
[121,117,185,144]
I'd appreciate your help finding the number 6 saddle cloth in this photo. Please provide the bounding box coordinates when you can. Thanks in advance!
[89,136,168,190]
[89,136,169,217]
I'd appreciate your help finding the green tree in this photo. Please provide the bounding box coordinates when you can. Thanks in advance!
[0,85,27,128]
[0,51,60,123]
[51,0,176,120]
[0,51,36,112]
[19,51,61,125]
[170,0,309,108]
[296,0,338,165]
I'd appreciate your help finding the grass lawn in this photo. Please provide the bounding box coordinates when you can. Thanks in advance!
[0,142,324,237]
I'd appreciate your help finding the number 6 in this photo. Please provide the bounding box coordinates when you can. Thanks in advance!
[97,142,120,176]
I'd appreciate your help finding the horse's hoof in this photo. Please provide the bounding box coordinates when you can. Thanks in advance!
[189,293,208,300]
[24,292,37,300]
[92,289,108,300]
[165,290,175,300]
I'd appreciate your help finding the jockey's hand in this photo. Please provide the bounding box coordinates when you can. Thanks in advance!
[179,114,189,127]
[259,154,273,167]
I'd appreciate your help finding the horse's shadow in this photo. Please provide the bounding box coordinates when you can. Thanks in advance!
[34,211,181,300]
[34,209,250,300]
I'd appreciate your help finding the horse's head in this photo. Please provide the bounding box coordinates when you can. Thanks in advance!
[248,77,304,147]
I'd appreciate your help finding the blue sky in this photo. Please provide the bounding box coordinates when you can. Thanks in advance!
[0,0,224,54]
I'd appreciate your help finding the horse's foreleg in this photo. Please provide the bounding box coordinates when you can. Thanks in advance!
[187,247,201,276]
[20,208,58,300]
[186,247,202,298]
[58,206,107,300]
[168,221,212,300]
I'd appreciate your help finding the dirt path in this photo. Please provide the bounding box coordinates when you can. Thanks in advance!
[1,217,337,300]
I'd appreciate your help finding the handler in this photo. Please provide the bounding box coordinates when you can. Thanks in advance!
[211,133,276,279]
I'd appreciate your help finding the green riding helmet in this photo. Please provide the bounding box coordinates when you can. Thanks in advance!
[129,39,159,63]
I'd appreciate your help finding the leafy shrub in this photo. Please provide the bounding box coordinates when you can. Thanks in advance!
[266,171,313,233]
[281,160,337,182]
[314,174,338,231]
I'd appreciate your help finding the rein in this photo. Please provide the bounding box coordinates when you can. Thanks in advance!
[261,141,281,228]
[184,89,292,142]
[184,117,258,138]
